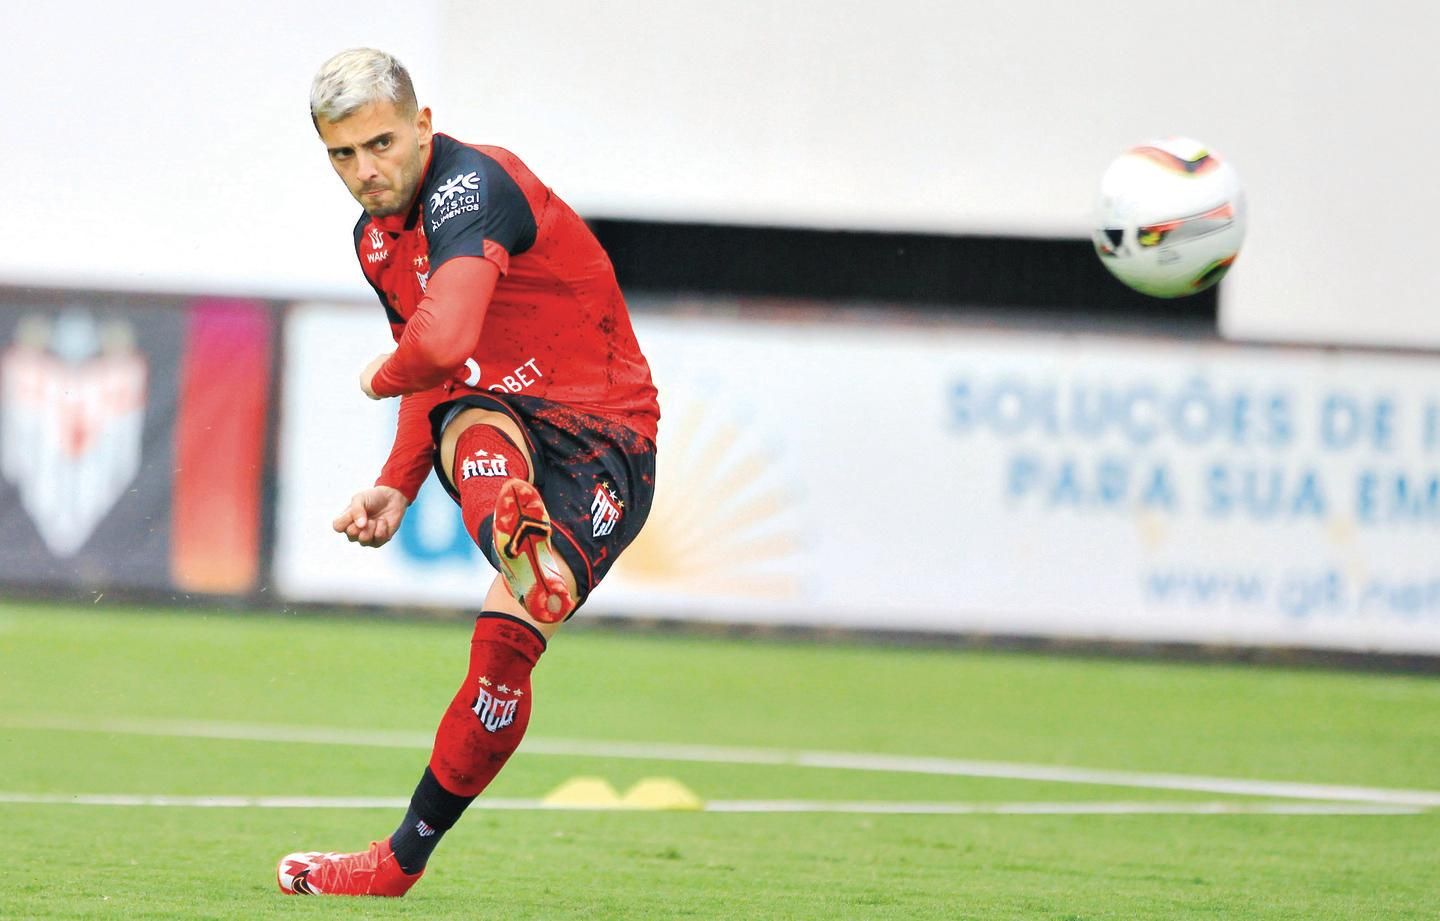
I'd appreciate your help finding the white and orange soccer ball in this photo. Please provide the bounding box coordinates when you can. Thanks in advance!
[1093,137,1246,299]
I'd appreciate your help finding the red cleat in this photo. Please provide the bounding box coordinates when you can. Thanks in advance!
[493,478,575,623]
[276,838,421,897]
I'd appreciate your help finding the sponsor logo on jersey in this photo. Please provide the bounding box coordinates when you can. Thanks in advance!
[364,227,389,263]
[592,480,624,538]
[0,311,147,557]
[460,448,509,481]
[485,357,544,394]
[471,675,520,732]
[429,170,485,233]
[415,271,429,293]
[430,171,481,210]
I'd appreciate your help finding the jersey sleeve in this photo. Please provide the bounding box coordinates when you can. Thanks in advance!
[368,257,500,397]
[374,385,451,502]
[421,146,537,275]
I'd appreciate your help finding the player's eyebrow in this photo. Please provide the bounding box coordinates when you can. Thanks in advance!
[327,132,394,156]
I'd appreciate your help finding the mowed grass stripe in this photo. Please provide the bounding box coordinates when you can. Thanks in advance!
[0,792,1423,815]
[6,714,1440,806]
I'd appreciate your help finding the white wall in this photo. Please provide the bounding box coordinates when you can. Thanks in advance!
[1,1,444,299]
[6,1,1440,350]
[440,0,1440,349]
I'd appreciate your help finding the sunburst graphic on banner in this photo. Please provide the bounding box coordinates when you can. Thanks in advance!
[611,392,805,600]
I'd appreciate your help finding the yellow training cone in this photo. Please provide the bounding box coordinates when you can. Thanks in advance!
[620,778,704,811]
[542,777,623,808]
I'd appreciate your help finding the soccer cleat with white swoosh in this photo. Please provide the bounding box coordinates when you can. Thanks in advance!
[276,838,421,897]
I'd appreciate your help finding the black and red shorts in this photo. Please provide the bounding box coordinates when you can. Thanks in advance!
[428,392,656,610]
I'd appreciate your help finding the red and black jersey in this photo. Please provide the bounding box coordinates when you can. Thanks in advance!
[352,134,659,500]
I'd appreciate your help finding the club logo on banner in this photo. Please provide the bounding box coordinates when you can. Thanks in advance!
[0,311,148,556]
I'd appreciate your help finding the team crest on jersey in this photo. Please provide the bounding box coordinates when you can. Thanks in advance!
[367,227,385,249]
[471,676,520,732]
[0,311,147,557]
[591,480,624,538]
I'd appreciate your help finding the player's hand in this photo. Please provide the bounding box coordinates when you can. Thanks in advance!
[359,352,393,400]
[333,485,409,548]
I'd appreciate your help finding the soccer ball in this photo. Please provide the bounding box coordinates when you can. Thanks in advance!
[1093,137,1246,298]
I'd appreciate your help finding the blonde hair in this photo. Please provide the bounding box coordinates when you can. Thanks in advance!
[309,48,418,124]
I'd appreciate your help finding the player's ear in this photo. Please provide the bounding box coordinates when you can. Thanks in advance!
[414,107,434,145]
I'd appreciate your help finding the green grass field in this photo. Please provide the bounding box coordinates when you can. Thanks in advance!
[1,601,1437,920]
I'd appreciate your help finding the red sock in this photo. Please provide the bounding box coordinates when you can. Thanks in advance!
[452,424,530,547]
[428,613,546,797]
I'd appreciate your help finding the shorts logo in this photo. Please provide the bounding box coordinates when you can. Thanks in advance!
[591,480,624,538]
[460,449,508,480]
[471,675,520,732]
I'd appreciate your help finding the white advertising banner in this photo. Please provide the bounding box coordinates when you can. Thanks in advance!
[276,302,1440,654]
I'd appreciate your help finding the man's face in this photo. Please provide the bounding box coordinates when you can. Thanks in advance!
[317,100,433,218]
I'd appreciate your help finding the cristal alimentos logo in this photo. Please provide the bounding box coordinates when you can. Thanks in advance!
[429,171,483,232]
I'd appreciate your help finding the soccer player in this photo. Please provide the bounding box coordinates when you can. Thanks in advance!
[277,48,660,897]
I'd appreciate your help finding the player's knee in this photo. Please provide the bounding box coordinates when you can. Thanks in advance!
[441,409,530,485]
[452,423,531,550]
[451,423,528,486]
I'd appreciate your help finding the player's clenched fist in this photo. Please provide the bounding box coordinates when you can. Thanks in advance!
[333,485,410,548]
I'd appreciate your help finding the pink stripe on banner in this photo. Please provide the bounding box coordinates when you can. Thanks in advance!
[170,299,272,594]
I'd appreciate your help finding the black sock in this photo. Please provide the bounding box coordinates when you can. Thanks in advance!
[388,767,477,874]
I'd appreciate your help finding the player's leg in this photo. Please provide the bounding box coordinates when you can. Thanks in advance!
[380,403,651,884]
[352,408,575,888]
[277,407,564,898]
[377,574,552,880]
[439,406,578,621]
[276,577,548,897]
[278,401,650,897]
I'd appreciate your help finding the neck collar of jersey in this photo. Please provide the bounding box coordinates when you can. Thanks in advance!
[369,139,438,234]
